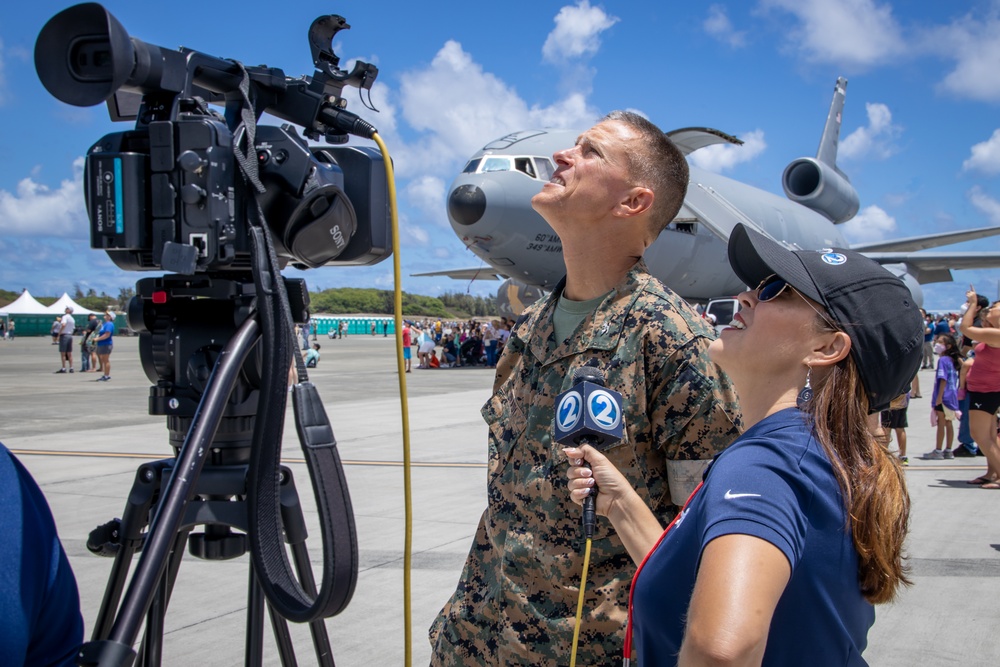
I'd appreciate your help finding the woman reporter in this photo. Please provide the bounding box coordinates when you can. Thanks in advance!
[564,224,923,665]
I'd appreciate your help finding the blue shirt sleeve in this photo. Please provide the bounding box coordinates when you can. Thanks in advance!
[0,445,83,666]
[697,436,815,570]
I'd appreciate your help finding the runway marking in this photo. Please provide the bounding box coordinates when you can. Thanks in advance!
[9,449,486,469]
[9,449,983,472]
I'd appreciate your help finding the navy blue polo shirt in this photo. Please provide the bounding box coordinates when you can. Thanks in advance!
[0,443,83,666]
[631,408,874,666]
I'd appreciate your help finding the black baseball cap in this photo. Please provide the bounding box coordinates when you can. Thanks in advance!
[727,223,923,413]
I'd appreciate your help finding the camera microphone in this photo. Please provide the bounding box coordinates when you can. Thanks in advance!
[554,363,623,539]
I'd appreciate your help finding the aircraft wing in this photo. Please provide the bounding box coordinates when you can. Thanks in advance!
[850,225,1000,252]
[666,127,743,156]
[863,251,1000,284]
[410,267,505,281]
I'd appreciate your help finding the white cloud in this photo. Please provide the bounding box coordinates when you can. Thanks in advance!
[0,157,88,238]
[969,186,1000,224]
[840,204,897,243]
[394,40,599,179]
[963,129,1000,174]
[404,176,447,223]
[542,1,620,63]
[839,102,901,160]
[759,0,905,68]
[400,211,431,246]
[688,130,767,173]
[922,11,1000,103]
[704,5,747,48]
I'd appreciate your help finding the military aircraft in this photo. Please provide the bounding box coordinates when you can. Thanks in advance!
[416,77,1000,314]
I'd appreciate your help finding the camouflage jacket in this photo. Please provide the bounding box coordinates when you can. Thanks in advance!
[429,260,742,666]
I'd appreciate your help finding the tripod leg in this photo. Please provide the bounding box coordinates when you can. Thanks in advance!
[91,460,170,642]
[137,529,191,667]
[279,469,335,667]
[97,318,259,660]
[265,599,298,667]
[246,559,266,667]
[290,542,335,667]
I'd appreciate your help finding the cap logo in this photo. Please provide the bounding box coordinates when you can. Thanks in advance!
[821,251,847,266]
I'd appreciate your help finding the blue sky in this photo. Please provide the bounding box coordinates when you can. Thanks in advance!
[2,1,1000,311]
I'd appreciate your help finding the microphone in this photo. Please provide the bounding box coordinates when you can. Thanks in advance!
[554,364,624,538]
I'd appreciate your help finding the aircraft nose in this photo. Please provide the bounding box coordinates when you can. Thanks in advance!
[448,184,487,226]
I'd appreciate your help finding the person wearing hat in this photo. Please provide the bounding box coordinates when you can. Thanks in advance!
[565,223,923,665]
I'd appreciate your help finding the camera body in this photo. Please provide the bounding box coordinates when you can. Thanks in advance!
[37,2,391,275]
[86,115,389,273]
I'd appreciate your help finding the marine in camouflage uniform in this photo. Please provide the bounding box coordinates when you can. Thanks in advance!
[428,259,742,665]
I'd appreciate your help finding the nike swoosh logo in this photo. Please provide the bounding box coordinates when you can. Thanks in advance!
[724,490,762,500]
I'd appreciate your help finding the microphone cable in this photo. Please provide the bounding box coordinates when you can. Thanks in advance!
[371,130,415,667]
[570,532,593,667]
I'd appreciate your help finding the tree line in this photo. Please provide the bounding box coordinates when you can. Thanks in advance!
[309,288,497,318]
[2,286,496,319]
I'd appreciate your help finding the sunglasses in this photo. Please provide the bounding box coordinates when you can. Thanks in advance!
[754,274,792,302]
[752,274,839,330]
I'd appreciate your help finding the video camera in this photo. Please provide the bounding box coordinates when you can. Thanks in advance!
[35,2,391,275]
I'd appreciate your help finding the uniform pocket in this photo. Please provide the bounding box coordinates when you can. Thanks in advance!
[482,385,527,481]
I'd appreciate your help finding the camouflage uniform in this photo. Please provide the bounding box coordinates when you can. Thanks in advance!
[428,260,741,665]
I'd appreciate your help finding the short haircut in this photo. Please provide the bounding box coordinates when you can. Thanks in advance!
[602,110,689,237]
[977,295,990,309]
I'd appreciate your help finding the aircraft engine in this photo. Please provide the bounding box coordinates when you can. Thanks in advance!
[496,278,546,318]
[781,158,860,224]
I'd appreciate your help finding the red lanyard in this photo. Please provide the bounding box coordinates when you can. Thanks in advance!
[623,481,704,664]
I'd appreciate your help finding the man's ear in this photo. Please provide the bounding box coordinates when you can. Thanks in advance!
[807,330,851,368]
[614,186,654,219]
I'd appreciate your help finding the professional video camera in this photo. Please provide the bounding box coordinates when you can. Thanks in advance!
[35,4,386,665]
[36,2,391,275]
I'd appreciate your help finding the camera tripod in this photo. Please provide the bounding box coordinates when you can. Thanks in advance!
[88,459,334,666]
[78,273,357,667]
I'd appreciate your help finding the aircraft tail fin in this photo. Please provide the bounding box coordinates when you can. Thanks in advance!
[816,77,848,170]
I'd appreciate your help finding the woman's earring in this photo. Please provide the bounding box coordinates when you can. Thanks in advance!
[797,367,813,409]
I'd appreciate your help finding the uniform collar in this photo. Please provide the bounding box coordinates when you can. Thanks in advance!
[521,258,651,364]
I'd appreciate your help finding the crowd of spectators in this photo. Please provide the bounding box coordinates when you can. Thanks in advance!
[405,317,513,369]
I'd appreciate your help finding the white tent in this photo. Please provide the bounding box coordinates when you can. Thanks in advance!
[0,290,51,315]
[46,293,99,316]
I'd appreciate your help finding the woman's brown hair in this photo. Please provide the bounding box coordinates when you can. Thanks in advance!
[806,326,912,604]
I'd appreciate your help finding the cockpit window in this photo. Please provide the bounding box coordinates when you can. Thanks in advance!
[514,157,536,178]
[534,158,555,182]
[468,155,555,182]
[482,157,512,173]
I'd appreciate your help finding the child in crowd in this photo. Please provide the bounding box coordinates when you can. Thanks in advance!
[926,333,962,459]
[880,391,910,464]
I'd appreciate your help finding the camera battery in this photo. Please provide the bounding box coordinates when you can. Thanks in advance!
[87,152,147,250]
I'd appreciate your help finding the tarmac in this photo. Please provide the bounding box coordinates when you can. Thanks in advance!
[1,332,997,666]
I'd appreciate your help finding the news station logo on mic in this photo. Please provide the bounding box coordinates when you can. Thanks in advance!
[554,372,623,447]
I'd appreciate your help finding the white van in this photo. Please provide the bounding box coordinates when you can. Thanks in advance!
[703,298,740,334]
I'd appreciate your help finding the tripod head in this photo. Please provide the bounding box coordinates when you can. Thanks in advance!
[127,273,309,462]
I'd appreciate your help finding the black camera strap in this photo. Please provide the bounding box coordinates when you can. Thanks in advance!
[246,214,358,623]
[234,61,357,622]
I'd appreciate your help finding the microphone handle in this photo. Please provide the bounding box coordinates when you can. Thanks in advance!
[579,436,598,539]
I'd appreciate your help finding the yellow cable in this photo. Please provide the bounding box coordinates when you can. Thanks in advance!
[570,537,593,667]
[373,132,412,667]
